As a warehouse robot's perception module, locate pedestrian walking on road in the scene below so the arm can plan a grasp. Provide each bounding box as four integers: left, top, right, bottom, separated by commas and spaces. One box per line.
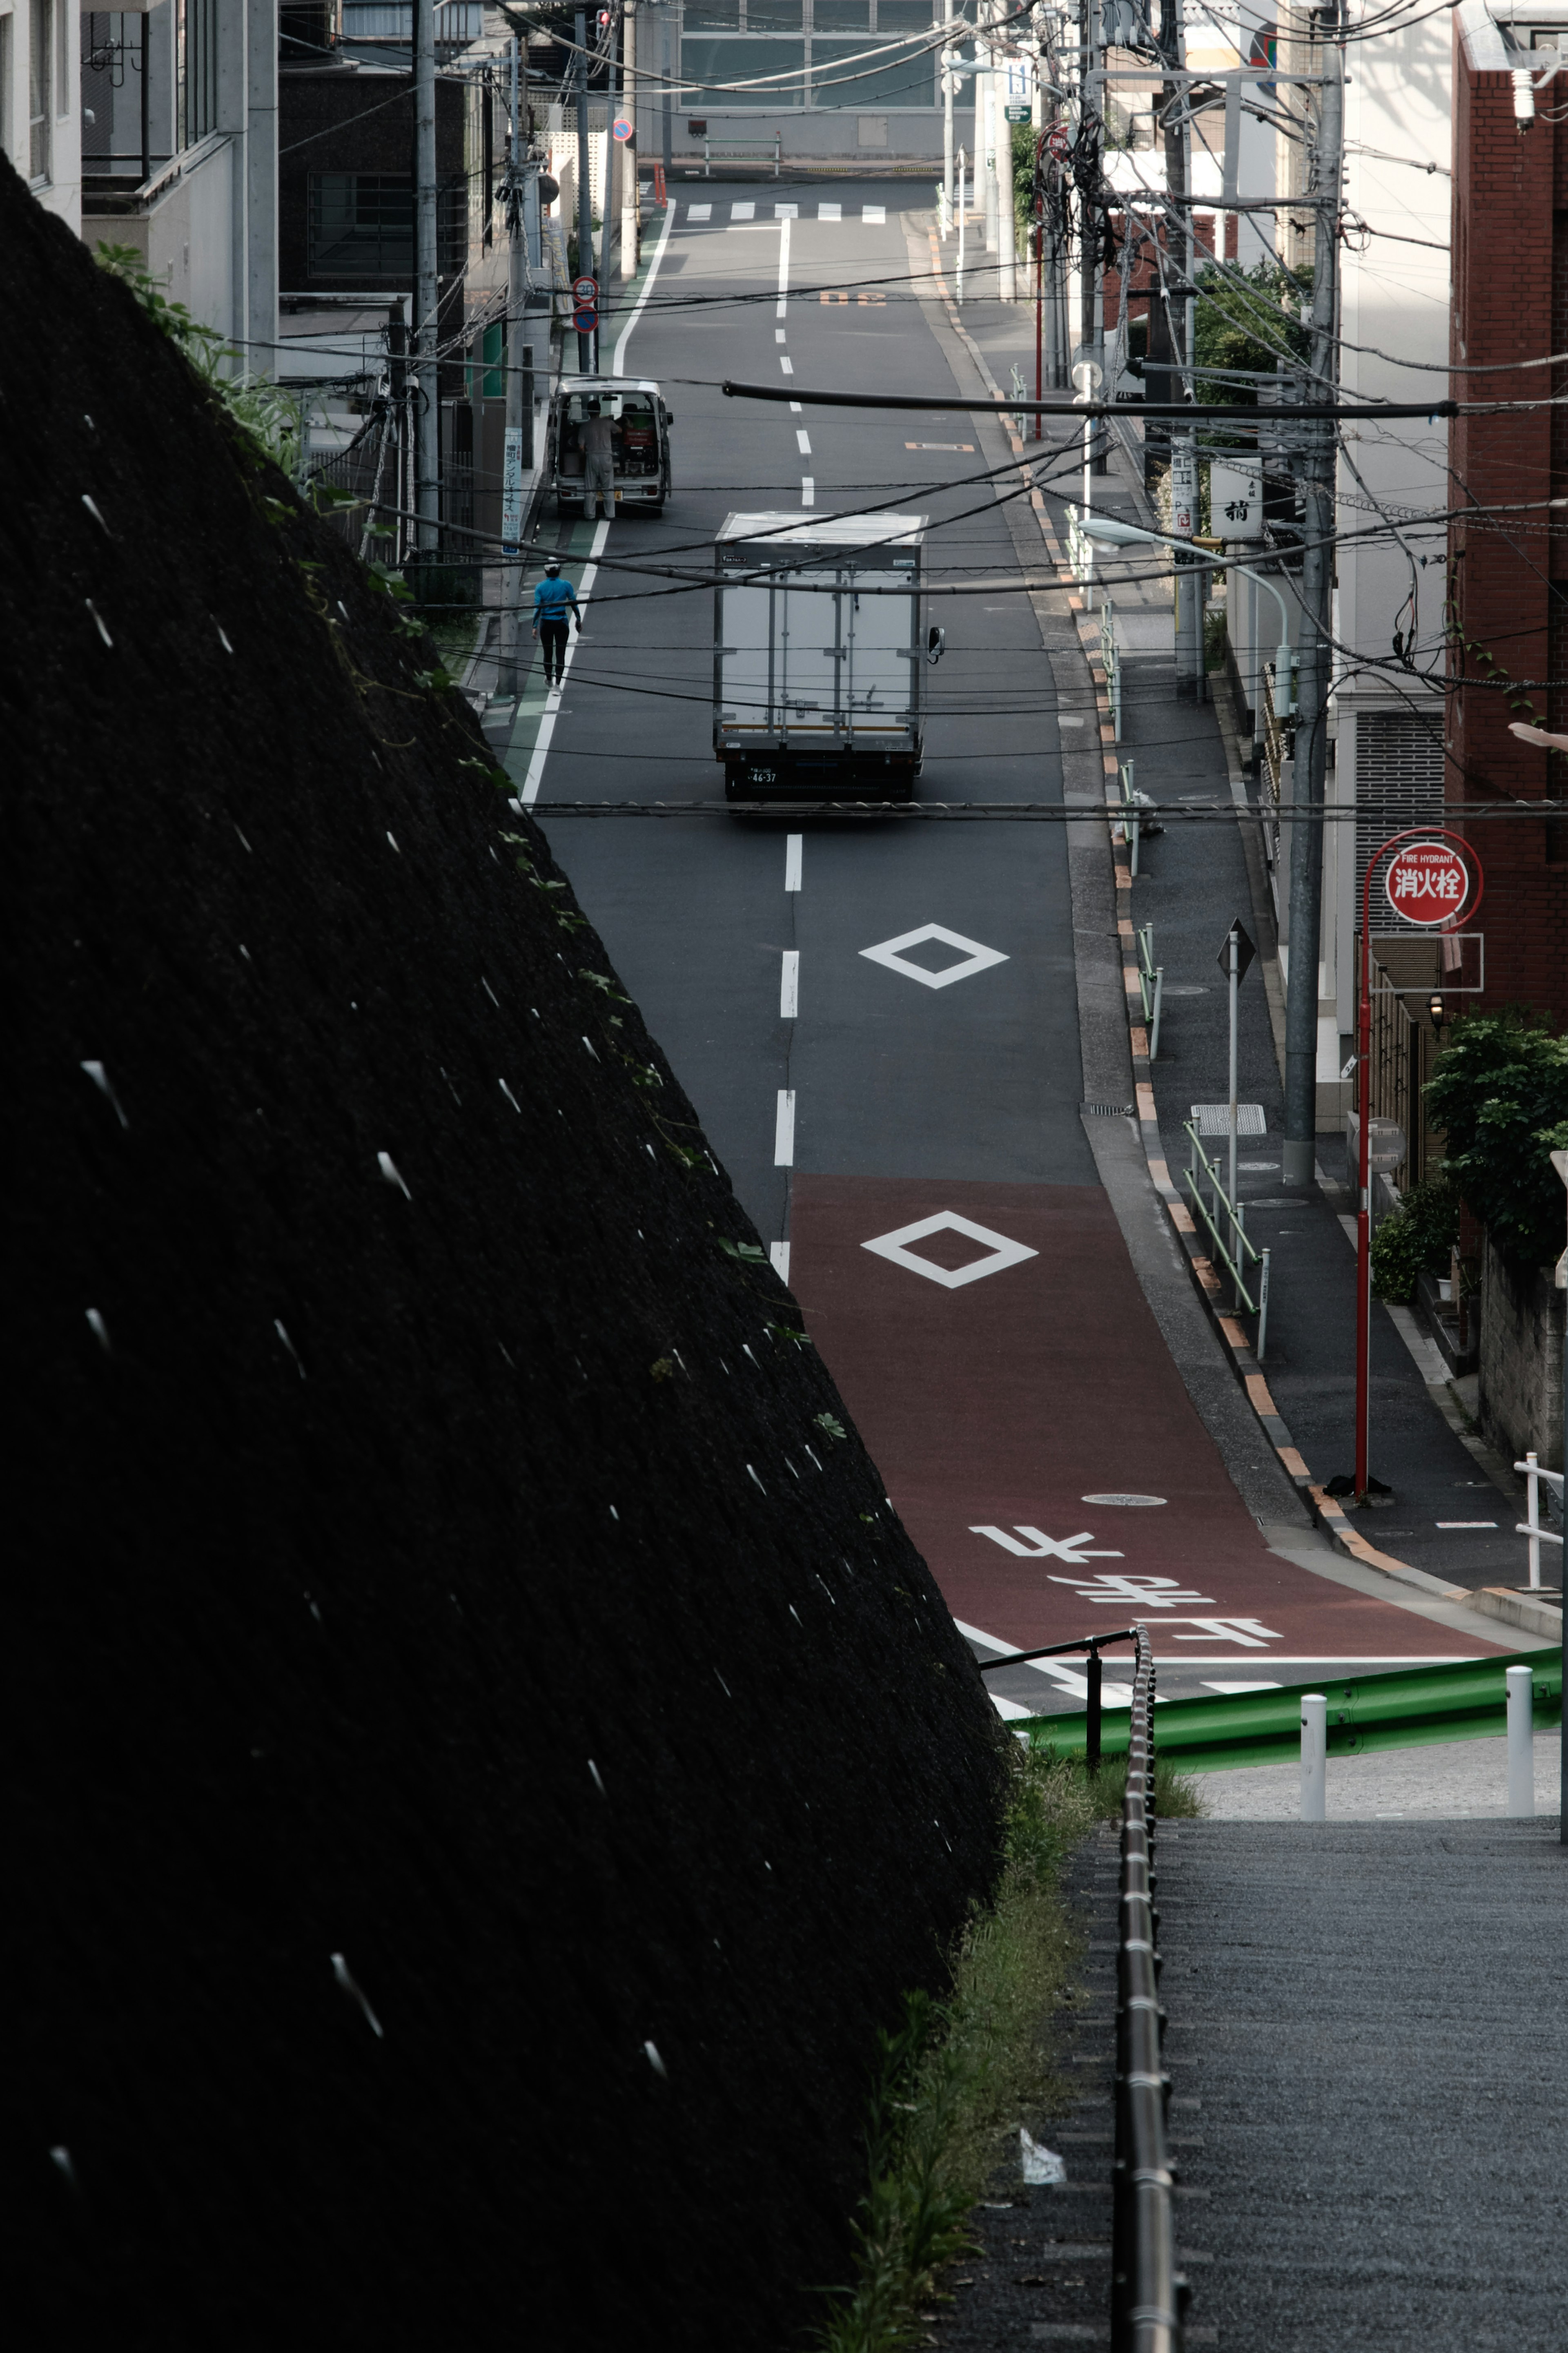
532, 556, 580, 688
581, 397, 617, 521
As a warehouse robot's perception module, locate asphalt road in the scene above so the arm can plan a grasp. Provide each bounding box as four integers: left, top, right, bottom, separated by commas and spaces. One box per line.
489, 181, 1506, 1710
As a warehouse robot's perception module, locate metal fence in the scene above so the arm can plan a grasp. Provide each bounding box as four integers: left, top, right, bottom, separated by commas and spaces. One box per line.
1112, 1626, 1183, 2353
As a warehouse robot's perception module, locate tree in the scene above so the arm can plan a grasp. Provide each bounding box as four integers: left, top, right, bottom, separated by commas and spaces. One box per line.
1191, 259, 1311, 408
1423, 1012, 1568, 1267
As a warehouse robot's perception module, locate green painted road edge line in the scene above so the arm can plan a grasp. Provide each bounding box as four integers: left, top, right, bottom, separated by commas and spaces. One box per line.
1018, 1647, 1564, 1775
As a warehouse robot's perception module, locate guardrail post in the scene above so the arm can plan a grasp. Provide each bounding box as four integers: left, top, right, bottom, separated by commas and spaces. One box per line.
1523, 1450, 1541, 1589
1086, 1645, 1102, 1773
1300, 1692, 1326, 1820
1507, 1664, 1535, 1817
1257, 1247, 1271, 1362
1151, 966, 1163, 1062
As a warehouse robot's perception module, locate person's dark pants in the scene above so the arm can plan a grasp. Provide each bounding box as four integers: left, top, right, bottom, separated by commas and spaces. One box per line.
539, 619, 569, 685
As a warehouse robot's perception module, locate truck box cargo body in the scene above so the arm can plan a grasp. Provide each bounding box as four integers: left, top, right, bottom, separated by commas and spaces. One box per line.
713, 511, 929, 800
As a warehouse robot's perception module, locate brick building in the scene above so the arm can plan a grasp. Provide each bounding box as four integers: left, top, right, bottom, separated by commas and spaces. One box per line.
1450, 2, 1568, 1025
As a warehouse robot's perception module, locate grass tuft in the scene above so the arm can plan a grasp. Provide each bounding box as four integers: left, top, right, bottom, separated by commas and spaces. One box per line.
813, 1750, 1100, 2353
1060, 1754, 1207, 1821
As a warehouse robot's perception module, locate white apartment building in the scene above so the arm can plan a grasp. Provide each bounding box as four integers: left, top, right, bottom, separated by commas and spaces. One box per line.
2, 0, 83, 228
76, 2, 278, 365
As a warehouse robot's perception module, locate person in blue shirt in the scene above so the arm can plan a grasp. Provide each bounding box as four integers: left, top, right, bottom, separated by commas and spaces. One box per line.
531, 556, 580, 687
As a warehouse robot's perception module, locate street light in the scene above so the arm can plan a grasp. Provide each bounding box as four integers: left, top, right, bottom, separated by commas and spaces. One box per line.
1077, 513, 1293, 699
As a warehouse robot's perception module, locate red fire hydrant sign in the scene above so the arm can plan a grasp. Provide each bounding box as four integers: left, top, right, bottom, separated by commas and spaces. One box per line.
1382, 838, 1473, 927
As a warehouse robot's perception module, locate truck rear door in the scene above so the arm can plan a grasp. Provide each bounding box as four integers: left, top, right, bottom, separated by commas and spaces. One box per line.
844, 572, 916, 733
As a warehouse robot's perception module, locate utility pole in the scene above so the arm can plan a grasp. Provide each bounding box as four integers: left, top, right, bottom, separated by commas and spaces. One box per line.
576, 7, 595, 375
1283, 7, 1343, 1188
942, 0, 956, 222
413, 0, 439, 556
499, 35, 527, 703
661, 0, 673, 181
620, 1, 639, 280
978, 33, 993, 257
1158, 0, 1197, 691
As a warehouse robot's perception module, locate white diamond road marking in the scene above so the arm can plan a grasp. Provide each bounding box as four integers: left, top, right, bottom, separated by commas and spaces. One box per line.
859, 923, 1009, 990
862, 1211, 1038, 1290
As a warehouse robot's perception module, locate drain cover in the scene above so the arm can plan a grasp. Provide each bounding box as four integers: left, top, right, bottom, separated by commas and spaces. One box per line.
1081, 1102, 1135, 1117
1190, 1102, 1267, 1137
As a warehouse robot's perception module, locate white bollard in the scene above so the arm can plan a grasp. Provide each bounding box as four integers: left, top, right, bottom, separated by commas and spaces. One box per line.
1301, 1693, 1327, 1821
1506, 1664, 1535, 1818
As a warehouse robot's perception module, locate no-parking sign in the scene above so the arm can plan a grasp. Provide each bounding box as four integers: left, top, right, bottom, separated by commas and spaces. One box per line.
1382, 839, 1477, 928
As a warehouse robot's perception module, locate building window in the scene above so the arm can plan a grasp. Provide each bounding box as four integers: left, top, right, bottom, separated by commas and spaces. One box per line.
307, 172, 467, 279
30, 0, 52, 179
679, 0, 938, 112
178, 0, 218, 150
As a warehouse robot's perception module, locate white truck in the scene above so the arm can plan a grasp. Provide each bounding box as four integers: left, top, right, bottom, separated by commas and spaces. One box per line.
712, 511, 942, 801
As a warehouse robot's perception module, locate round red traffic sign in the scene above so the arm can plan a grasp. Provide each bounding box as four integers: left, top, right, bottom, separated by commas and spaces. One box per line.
572, 275, 598, 305
1047, 125, 1071, 159
1382, 838, 1475, 928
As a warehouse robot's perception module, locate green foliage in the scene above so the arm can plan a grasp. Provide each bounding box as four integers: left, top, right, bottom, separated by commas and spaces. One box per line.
1369, 1173, 1461, 1305
1424, 1012, 1568, 1266
95, 242, 303, 474
815, 1749, 1096, 2353
717, 1238, 767, 1265
1010, 123, 1038, 249
1192, 259, 1310, 407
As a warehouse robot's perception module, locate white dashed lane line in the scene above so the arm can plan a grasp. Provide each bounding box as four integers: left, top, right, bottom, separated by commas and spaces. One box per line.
785, 834, 803, 891
780, 950, 800, 1018
796, 430, 812, 454
774, 1091, 796, 1166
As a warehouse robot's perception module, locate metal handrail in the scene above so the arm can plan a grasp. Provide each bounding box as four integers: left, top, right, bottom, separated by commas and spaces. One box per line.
976, 1627, 1139, 1771
1136, 921, 1164, 1059
1103, 596, 1124, 740
1515, 1452, 1565, 1590
1183, 1118, 1263, 1324
1111, 1625, 1182, 2353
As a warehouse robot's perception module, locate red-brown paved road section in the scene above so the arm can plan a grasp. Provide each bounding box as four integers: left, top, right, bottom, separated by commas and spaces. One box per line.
791, 1176, 1499, 1664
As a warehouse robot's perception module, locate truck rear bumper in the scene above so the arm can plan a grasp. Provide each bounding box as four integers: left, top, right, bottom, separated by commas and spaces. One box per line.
721, 747, 920, 803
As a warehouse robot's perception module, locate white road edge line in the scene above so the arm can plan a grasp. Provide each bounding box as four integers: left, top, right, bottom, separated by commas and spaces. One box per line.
520, 200, 676, 808
519, 516, 609, 805
780, 948, 800, 1018
612, 191, 677, 376
774, 1089, 796, 1165
784, 833, 803, 891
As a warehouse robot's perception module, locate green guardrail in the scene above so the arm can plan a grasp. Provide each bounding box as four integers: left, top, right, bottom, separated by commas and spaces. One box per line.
1021, 1648, 1563, 1774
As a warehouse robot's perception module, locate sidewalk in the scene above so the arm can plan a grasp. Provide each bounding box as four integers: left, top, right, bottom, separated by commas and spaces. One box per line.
941, 275, 1539, 1605
1158, 1819, 1568, 2350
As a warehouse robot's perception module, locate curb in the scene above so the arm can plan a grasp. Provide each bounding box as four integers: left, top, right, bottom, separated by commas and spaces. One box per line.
1466, 1586, 1565, 1641
915, 230, 1446, 1594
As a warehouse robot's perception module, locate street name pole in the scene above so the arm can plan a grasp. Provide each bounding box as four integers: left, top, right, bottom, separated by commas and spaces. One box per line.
576, 7, 595, 377
413, 0, 439, 558
620, 1, 639, 281
499, 36, 526, 703
1282, 8, 1343, 1188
